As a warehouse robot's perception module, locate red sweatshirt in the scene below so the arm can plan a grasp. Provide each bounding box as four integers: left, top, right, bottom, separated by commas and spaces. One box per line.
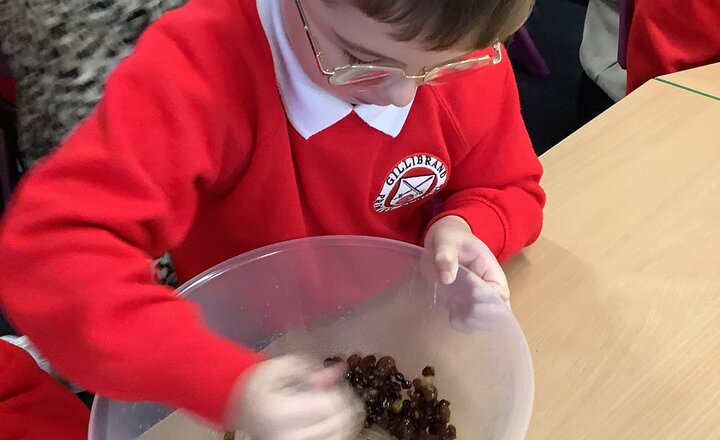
626, 0, 720, 93
0, 0, 544, 425
0, 341, 89, 440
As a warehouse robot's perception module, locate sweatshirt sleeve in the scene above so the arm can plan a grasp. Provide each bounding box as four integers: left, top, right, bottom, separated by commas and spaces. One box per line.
0, 16, 261, 425
428, 56, 545, 263
0, 340, 90, 439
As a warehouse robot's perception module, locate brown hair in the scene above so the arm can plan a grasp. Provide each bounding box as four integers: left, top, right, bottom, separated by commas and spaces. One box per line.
327, 0, 534, 51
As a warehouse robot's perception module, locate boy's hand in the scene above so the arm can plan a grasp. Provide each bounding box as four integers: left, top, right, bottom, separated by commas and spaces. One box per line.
227, 354, 364, 440
425, 215, 511, 331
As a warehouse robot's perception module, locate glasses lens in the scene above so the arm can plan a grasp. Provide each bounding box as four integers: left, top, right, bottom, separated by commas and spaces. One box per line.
425, 58, 493, 83
330, 67, 397, 87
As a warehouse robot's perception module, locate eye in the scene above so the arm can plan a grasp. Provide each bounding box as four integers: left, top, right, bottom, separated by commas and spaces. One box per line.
343, 50, 380, 65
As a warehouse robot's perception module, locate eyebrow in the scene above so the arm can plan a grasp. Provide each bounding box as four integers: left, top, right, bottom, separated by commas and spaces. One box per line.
334, 32, 405, 66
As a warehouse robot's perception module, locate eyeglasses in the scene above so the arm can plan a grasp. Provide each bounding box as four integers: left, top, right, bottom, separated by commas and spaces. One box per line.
294, 0, 502, 88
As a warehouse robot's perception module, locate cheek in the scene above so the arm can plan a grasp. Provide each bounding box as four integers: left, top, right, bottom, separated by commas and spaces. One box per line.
318, 45, 348, 68
311, 81, 362, 104
308, 26, 348, 69
320, 81, 362, 102
354, 81, 420, 107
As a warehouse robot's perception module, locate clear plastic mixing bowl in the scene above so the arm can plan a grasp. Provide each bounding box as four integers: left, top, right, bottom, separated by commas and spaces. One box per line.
89, 236, 533, 440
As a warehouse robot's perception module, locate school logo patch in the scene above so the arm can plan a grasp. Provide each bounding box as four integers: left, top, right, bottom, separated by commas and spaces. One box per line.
373, 154, 448, 212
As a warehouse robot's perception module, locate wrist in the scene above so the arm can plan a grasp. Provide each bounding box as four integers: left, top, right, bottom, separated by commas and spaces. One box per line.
224, 361, 263, 430
434, 215, 471, 232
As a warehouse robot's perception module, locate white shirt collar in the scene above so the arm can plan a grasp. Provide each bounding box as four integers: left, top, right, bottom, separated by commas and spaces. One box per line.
257, 0, 413, 140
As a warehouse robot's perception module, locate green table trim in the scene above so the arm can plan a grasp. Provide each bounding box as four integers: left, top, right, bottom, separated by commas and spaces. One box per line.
653, 77, 720, 102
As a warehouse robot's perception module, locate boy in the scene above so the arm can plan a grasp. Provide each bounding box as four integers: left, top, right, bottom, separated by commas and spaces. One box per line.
0, 0, 544, 437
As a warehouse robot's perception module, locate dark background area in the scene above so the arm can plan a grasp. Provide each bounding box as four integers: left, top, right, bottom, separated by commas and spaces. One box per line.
510, 0, 614, 155
0, 311, 11, 336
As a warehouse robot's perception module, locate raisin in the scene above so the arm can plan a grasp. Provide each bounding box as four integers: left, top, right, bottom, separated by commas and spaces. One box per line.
347, 354, 362, 370
359, 355, 377, 370
336, 354, 454, 438
377, 356, 396, 374
445, 424, 457, 439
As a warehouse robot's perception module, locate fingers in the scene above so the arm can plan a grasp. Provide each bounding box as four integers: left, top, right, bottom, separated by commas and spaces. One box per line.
308, 362, 347, 389
447, 273, 511, 332
278, 385, 358, 427
425, 216, 463, 285
449, 300, 511, 332
449, 315, 475, 334
434, 242, 461, 285
272, 382, 363, 438
425, 217, 513, 332
459, 242, 509, 298
450, 302, 510, 332
430, 228, 509, 296
288, 391, 363, 440
466, 270, 509, 303
236, 354, 364, 439
288, 416, 357, 440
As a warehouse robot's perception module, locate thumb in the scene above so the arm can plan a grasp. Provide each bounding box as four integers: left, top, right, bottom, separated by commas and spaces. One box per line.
307, 362, 346, 389
433, 241, 461, 285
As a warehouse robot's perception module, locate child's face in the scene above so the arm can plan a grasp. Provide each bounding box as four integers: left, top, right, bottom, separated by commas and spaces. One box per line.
283, 0, 471, 107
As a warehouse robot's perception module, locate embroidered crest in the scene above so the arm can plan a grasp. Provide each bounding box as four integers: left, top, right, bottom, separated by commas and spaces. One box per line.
373, 154, 448, 212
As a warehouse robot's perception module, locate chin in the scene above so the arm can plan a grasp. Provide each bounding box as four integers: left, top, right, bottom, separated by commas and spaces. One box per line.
333, 90, 389, 107
347, 95, 370, 105
354, 97, 391, 106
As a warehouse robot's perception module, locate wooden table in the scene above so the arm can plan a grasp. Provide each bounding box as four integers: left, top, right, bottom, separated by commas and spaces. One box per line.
656, 62, 720, 101
507, 65, 720, 440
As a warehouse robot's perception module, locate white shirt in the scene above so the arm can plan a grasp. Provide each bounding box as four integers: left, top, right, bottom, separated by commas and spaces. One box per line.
256, 0, 414, 139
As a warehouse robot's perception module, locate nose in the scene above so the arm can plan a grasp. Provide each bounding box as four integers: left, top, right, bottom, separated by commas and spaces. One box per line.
386, 78, 418, 107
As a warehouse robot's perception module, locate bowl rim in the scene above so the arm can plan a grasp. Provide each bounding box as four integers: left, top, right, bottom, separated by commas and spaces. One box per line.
176, 236, 428, 298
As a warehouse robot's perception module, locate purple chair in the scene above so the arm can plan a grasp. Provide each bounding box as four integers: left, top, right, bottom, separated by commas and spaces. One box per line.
0, 53, 19, 209
618, 0, 635, 69
0, 126, 18, 209
510, 26, 551, 77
